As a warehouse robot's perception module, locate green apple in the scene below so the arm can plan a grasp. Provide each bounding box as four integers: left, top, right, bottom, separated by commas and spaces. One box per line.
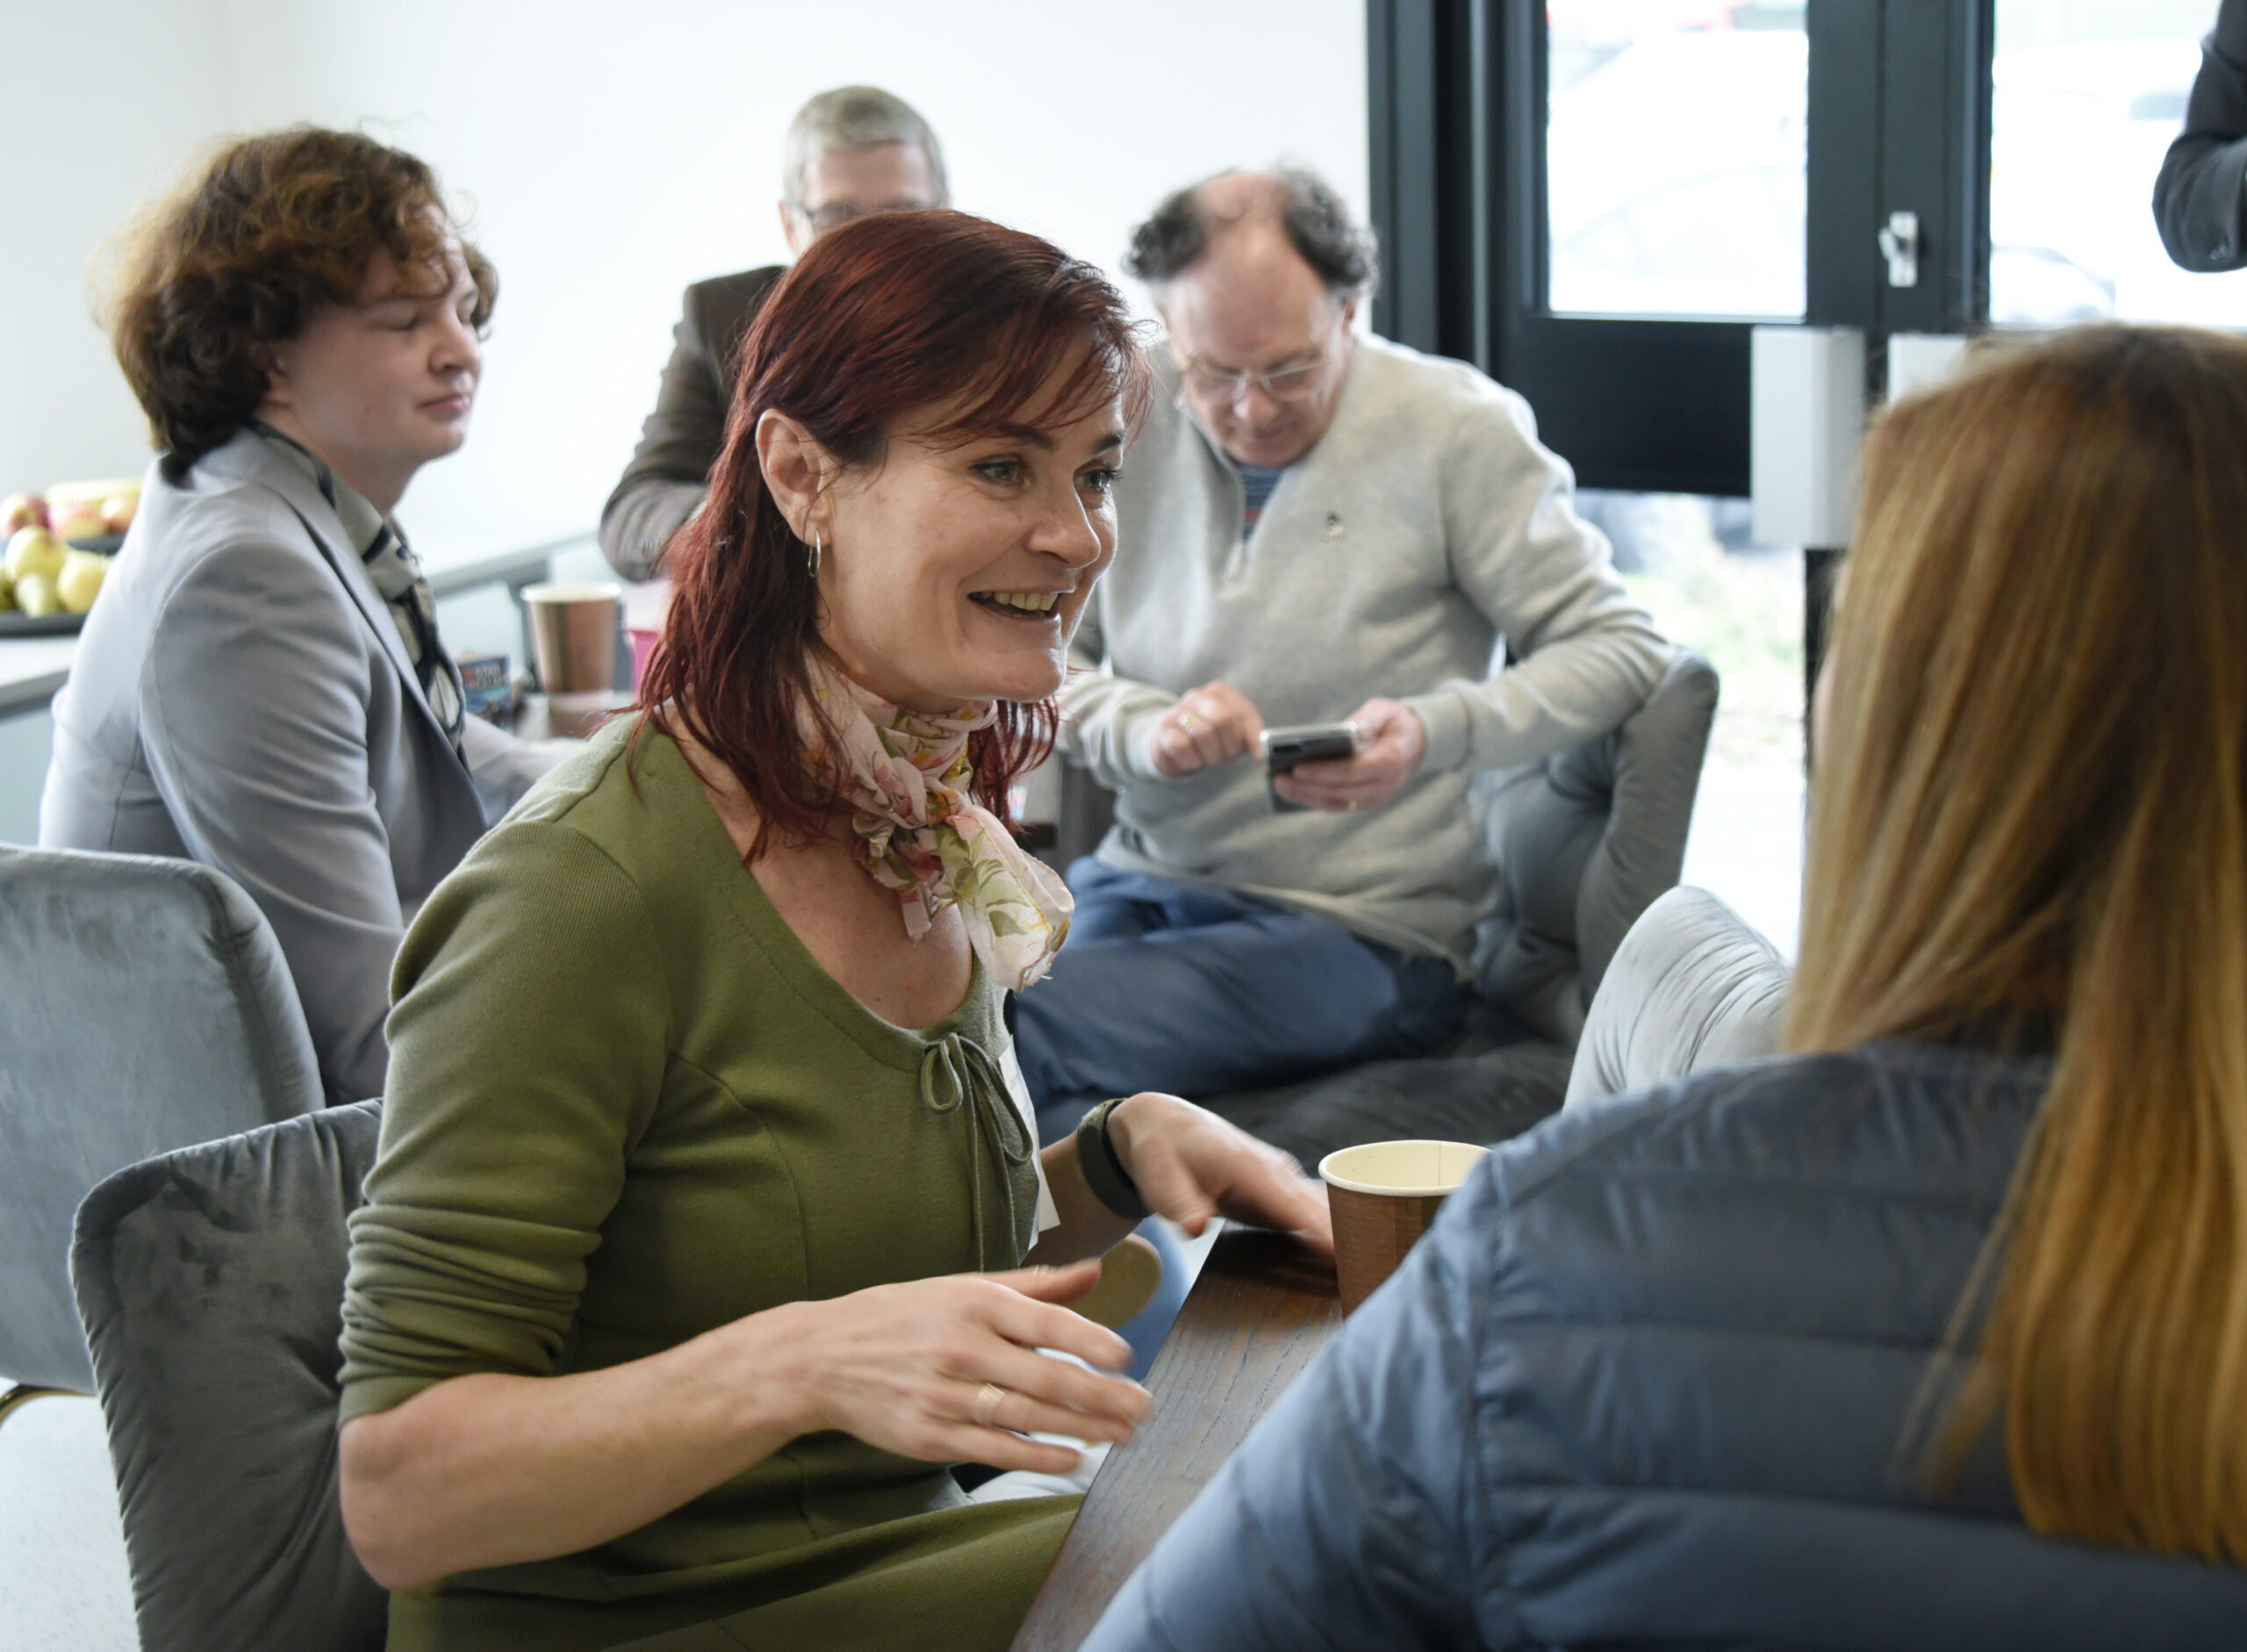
58, 549, 108, 613
6, 526, 64, 582
14, 570, 61, 617
0, 566, 15, 611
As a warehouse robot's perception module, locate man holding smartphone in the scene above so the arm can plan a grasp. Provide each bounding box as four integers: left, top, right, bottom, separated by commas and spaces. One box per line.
1013, 169, 1668, 1140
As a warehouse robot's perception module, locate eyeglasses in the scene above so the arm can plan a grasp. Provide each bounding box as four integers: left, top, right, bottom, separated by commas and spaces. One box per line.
800, 198, 937, 235
1178, 349, 1335, 406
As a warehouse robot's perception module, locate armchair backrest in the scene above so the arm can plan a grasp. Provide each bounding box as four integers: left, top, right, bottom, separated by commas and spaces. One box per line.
1565, 884, 1793, 1108
1472, 647, 1719, 1045
0, 844, 323, 1392
72, 1099, 388, 1652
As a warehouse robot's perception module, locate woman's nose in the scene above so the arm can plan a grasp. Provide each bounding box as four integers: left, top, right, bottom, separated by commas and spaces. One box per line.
1031, 493, 1106, 569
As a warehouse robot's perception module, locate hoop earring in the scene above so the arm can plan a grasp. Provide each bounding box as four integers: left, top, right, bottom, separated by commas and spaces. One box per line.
808, 529, 822, 579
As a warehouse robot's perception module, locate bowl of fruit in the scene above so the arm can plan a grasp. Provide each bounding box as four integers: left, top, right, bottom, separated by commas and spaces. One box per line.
1, 479, 138, 635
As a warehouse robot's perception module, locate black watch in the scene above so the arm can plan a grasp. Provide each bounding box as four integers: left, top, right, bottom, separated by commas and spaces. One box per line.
1074, 1097, 1151, 1221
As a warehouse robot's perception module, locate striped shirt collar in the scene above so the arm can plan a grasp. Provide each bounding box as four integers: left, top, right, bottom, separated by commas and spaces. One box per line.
249, 422, 391, 558
248, 422, 467, 756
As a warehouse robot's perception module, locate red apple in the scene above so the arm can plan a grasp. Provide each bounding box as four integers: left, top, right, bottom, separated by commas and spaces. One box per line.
1, 493, 46, 535
52, 503, 107, 543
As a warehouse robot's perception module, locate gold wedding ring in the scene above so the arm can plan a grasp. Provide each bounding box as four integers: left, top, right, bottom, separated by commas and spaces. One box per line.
972, 1383, 1009, 1427
1178, 711, 1202, 734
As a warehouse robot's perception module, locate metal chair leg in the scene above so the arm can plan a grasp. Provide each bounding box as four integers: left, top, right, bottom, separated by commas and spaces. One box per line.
0, 1383, 76, 1430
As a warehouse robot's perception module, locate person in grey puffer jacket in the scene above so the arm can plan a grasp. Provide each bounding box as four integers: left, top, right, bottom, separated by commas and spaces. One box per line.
1085, 1049, 2247, 1650
1083, 326, 2247, 1648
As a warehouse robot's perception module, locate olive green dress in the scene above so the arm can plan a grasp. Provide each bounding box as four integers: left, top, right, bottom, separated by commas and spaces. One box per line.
338, 716, 1077, 1651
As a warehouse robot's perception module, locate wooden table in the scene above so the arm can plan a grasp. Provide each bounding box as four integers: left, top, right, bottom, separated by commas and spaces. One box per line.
1011, 1227, 1342, 1651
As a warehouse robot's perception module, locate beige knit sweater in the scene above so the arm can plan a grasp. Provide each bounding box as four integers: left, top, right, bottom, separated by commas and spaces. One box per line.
1060, 335, 1669, 972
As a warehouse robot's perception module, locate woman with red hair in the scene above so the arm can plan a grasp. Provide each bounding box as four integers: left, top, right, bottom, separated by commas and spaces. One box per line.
332, 211, 1331, 1651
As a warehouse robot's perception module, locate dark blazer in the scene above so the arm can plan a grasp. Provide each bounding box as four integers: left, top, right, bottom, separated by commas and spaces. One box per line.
40, 432, 563, 1107
2155, 1, 2247, 271
598, 265, 787, 581
1085, 1041, 2247, 1652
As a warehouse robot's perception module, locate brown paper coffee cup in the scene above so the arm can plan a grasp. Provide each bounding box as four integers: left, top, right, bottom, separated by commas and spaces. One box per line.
523, 582, 622, 694
1318, 1139, 1490, 1314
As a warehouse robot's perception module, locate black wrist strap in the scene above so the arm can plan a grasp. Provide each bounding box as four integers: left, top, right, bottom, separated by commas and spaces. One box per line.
1074, 1098, 1151, 1221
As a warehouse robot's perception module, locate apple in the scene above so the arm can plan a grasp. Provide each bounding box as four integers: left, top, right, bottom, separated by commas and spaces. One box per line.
1, 492, 45, 535
0, 567, 14, 611
6, 526, 65, 582
13, 570, 61, 617
58, 549, 107, 613
100, 492, 136, 535
52, 502, 108, 543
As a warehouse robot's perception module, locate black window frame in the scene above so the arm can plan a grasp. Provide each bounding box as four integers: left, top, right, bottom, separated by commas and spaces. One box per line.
1368, 0, 1998, 500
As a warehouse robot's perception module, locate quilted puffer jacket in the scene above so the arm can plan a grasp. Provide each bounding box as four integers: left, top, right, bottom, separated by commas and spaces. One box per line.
1083, 1042, 2247, 1650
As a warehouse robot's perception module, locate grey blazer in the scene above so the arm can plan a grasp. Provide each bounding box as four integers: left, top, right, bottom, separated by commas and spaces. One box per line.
598, 264, 786, 581
39, 430, 561, 1106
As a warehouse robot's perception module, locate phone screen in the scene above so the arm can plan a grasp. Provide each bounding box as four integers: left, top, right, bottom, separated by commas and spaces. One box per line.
1261, 722, 1359, 810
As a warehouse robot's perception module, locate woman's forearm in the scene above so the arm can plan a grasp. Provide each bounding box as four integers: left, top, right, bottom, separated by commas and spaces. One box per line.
1033, 1093, 1334, 1262
339, 1301, 820, 1591
1027, 1135, 1141, 1265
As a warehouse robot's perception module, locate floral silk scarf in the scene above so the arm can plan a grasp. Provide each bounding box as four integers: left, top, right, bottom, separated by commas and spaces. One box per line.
800, 657, 1073, 991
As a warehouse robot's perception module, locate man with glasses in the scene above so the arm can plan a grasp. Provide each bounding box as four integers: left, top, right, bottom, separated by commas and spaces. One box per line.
599, 86, 945, 580
1014, 169, 1669, 1143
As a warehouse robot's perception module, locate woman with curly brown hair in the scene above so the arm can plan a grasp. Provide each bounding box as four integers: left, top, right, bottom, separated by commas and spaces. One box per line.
40, 126, 567, 1106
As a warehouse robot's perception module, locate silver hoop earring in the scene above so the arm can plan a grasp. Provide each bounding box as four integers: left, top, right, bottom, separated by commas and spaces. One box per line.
808, 530, 822, 579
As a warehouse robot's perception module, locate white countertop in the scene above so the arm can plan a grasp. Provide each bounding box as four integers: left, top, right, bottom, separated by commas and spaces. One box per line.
0, 533, 594, 722
0, 636, 80, 717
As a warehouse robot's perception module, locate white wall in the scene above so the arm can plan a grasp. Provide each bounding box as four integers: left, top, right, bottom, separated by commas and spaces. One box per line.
2, 0, 1369, 565
0, 0, 232, 494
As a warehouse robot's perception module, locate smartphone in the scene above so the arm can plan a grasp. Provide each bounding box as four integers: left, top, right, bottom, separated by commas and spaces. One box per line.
1261, 722, 1359, 811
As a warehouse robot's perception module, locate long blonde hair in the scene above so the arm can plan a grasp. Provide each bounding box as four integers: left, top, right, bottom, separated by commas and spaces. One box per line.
1786, 325, 2247, 1560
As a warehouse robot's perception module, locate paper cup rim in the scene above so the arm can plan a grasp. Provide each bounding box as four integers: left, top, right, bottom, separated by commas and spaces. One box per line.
520, 581, 622, 604
1317, 1138, 1490, 1197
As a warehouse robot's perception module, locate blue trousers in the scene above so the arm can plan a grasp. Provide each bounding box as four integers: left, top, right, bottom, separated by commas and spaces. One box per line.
1016, 858, 1471, 1141
1014, 860, 1470, 1377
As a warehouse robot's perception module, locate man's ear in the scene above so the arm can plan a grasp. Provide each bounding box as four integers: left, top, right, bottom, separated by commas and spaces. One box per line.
756, 409, 834, 542
779, 198, 811, 261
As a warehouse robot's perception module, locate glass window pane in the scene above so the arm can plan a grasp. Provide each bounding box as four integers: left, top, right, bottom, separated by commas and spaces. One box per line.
1992, 1, 2247, 326
1548, 3, 1808, 320
1579, 490, 1804, 954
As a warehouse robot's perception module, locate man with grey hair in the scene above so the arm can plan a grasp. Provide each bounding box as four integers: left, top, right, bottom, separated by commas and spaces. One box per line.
1013, 168, 1670, 1142
599, 86, 947, 579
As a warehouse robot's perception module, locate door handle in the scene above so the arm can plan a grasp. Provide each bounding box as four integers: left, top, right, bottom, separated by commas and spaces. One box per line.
1878, 211, 1920, 289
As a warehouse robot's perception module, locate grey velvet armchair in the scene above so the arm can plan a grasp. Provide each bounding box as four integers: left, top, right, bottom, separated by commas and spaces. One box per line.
73, 1100, 389, 1652
1203, 645, 1719, 1163
1565, 883, 1793, 1110
0, 844, 324, 1420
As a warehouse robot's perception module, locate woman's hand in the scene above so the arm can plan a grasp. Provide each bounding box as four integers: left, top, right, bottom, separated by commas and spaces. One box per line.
1150, 681, 1267, 777
1106, 1093, 1335, 1257
787, 1260, 1153, 1475
1274, 697, 1427, 814
341, 1261, 1145, 1591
